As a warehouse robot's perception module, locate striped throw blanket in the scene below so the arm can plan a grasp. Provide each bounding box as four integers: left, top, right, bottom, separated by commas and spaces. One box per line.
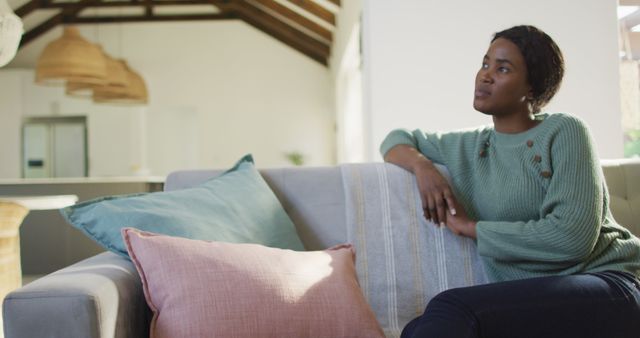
341, 163, 488, 338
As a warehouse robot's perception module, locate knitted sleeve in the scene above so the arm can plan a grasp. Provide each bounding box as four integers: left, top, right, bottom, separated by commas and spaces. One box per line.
379, 128, 483, 166
379, 129, 446, 164
476, 116, 602, 264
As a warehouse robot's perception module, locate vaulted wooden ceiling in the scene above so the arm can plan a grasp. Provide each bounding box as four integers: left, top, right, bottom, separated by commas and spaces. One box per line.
13, 0, 339, 65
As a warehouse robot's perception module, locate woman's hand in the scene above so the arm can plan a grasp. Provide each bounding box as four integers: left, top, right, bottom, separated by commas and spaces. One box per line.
413, 161, 458, 226
384, 145, 458, 226
444, 201, 477, 239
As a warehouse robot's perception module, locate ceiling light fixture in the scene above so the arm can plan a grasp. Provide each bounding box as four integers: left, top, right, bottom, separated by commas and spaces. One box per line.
93, 60, 148, 105
35, 26, 107, 86
66, 48, 129, 98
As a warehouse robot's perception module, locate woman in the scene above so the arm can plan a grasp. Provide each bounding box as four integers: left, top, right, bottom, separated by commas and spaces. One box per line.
381, 25, 640, 338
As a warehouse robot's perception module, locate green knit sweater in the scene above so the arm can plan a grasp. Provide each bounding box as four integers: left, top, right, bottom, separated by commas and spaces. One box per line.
380, 113, 640, 282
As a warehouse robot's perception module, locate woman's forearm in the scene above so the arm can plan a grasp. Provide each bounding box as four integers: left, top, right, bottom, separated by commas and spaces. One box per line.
384, 144, 434, 174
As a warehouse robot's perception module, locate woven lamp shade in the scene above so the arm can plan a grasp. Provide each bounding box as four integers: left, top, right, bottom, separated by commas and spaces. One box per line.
66, 51, 128, 98
93, 60, 148, 105
35, 26, 107, 86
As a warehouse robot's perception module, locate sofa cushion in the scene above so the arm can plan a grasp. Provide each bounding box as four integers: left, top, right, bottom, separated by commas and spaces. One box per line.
164, 166, 348, 251
122, 228, 385, 338
60, 155, 304, 257
601, 159, 640, 237
342, 163, 488, 337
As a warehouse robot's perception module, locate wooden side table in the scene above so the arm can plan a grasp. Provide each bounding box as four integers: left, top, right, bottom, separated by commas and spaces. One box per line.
0, 196, 77, 338
0, 196, 78, 299
0, 202, 27, 301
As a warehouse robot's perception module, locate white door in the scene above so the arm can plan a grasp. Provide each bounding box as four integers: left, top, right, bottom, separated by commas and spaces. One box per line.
23, 118, 87, 178
53, 123, 86, 177
23, 124, 50, 178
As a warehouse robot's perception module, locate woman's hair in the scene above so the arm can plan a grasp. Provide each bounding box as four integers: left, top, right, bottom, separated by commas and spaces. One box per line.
492, 25, 564, 113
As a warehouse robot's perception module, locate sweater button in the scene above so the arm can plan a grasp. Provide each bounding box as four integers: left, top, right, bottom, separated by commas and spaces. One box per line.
540, 171, 552, 178
526, 140, 534, 147
533, 155, 542, 163
479, 149, 487, 157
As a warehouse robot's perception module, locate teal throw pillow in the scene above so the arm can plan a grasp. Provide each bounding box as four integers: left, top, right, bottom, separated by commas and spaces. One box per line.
60, 154, 304, 257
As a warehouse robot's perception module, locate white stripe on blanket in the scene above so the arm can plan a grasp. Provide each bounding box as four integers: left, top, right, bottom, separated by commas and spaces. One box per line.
342, 163, 488, 338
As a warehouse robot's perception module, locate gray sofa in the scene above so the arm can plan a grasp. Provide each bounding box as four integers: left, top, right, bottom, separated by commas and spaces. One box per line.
3, 160, 640, 338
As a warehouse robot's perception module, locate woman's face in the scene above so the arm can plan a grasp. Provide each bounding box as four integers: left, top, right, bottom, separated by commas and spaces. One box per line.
473, 38, 532, 116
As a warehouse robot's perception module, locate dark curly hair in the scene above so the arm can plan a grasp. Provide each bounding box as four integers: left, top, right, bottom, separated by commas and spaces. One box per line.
493, 25, 564, 114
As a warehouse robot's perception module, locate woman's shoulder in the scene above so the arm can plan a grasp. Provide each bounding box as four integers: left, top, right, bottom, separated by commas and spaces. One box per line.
541, 113, 595, 151
543, 112, 589, 129
536, 113, 592, 140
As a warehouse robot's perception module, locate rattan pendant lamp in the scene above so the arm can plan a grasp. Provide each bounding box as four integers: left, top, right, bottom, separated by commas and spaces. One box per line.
66, 48, 129, 98
89, 15, 149, 106
35, 26, 107, 86
93, 60, 148, 105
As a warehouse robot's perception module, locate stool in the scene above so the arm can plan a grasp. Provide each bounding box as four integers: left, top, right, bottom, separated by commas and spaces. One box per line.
0, 202, 26, 301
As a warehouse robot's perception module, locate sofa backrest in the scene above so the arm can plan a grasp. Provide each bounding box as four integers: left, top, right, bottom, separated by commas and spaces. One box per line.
602, 159, 640, 236
165, 159, 640, 249
164, 167, 347, 250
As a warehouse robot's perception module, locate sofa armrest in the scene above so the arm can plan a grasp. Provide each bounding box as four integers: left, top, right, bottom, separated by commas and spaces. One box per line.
3, 252, 150, 338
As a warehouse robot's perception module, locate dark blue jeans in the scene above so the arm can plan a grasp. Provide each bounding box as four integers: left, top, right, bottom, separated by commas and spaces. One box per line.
401, 270, 640, 338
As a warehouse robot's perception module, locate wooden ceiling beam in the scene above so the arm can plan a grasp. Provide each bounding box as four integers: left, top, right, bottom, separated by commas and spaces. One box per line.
20, 16, 62, 48
230, 1, 328, 65
15, 0, 42, 18
39, 0, 216, 9
144, 0, 153, 17
250, 0, 331, 42
19, 0, 93, 48
64, 13, 236, 24
16, 0, 331, 65
285, 0, 334, 26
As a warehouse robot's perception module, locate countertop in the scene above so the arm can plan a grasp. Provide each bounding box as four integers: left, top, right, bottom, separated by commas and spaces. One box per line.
0, 176, 166, 185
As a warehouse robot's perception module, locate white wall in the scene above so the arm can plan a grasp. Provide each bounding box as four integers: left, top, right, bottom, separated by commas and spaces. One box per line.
330, 0, 364, 163
0, 71, 23, 178
363, 0, 623, 160
330, 0, 362, 77
122, 22, 334, 170
2, 20, 335, 177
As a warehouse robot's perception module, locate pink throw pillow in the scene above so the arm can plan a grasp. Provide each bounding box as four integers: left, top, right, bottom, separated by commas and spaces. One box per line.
122, 228, 384, 338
